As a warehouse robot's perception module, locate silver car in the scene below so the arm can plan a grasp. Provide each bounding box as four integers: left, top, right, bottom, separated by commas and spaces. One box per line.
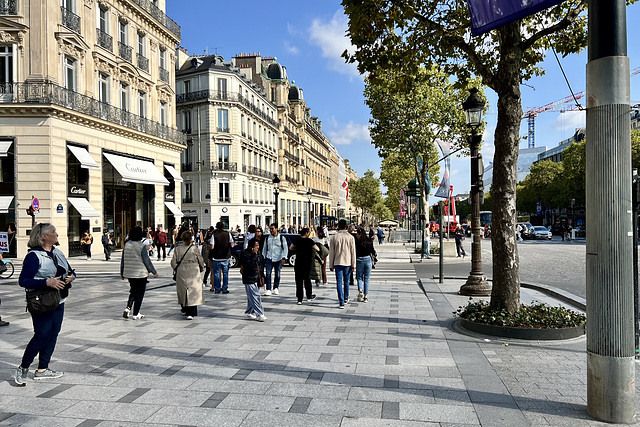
532, 226, 553, 240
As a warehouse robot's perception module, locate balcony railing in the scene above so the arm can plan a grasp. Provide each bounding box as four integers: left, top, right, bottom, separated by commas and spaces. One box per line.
219, 197, 231, 203
127, 0, 181, 38
211, 162, 237, 172
137, 54, 149, 72
0, 0, 17, 15
308, 145, 327, 161
96, 28, 113, 51
285, 174, 298, 184
283, 152, 300, 164
176, 90, 278, 128
119, 42, 132, 62
241, 165, 272, 179
0, 82, 186, 145
61, 6, 81, 34
159, 67, 170, 83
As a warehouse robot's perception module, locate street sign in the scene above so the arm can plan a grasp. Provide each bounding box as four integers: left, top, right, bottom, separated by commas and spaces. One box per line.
32, 198, 39, 211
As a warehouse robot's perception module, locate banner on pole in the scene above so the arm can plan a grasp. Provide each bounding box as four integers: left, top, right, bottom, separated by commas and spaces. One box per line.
0, 232, 8, 252
467, 0, 565, 36
434, 138, 451, 199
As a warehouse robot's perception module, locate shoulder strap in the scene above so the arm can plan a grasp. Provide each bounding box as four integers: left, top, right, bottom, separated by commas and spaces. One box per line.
175, 244, 193, 270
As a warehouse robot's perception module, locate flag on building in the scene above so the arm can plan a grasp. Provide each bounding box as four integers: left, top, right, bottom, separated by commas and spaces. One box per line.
342, 177, 349, 200
434, 138, 451, 198
467, 0, 565, 36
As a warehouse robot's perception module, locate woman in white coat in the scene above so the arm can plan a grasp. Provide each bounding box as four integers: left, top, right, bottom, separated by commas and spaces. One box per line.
171, 230, 205, 320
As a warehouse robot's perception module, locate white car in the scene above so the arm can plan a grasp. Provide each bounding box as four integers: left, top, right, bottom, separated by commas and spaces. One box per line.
532, 226, 553, 240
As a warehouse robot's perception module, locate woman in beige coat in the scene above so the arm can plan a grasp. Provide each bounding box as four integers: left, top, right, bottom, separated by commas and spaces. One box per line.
171, 230, 205, 320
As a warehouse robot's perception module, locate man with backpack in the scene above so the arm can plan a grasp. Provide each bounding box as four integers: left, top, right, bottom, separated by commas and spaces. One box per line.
262, 223, 288, 296
101, 229, 113, 261
209, 222, 234, 294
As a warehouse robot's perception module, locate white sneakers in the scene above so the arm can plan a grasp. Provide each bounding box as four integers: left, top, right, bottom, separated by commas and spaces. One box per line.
186, 316, 194, 320
132, 313, 145, 320
273, 288, 279, 295
264, 290, 272, 296
245, 313, 257, 320
256, 314, 267, 322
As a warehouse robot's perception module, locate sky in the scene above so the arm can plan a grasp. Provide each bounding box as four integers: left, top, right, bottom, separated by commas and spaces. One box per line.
167, 1, 640, 200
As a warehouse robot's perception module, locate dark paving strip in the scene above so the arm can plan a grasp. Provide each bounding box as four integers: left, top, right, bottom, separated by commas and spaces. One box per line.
132, 346, 151, 354
335, 326, 347, 333
135, 322, 152, 327
76, 420, 103, 427
189, 348, 209, 358
386, 355, 399, 366
294, 316, 305, 321
283, 325, 296, 331
117, 387, 151, 403
288, 396, 312, 414
230, 369, 251, 381
340, 317, 351, 322
384, 375, 400, 389
214, 335, 232, 342
90, 362, 119, 374
37, 383, 74, 398
108, 331, 127, 338
160, 333, 179, 340
390, 310, 399, 315
184, 322, 199, 328
200, 392, 229, 408
89, 320, 104, 326
234, 324, 248, 330
382, 401, 400, 420
0, 413, 15, 422
388, 318, 399, 323
346, 310, 356, 314
70, 343, 97, 353
306, 371, 324, 384
270, 336, 284, 344
253, 351, 270, 361
318, 353, 333, 363
390, 304, 399, 308
327, 338, 340, 347
160, 365, 185, 376
387, 340, 399, 348
388, 328, 399, 334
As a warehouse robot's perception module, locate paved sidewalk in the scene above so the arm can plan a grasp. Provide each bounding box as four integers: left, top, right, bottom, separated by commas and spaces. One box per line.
0, 243, 637, 425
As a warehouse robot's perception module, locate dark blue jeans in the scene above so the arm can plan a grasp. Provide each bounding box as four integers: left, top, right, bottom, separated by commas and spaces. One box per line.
334, 265, 351, 306
21, 303, 65, 370
264, 258, 282, 290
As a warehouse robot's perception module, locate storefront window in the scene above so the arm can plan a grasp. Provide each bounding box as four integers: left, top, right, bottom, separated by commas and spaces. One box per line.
0, 139, 16, 257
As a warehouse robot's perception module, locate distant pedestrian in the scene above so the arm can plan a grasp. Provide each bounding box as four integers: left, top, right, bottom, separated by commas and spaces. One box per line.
328, 219, 356, 308
455, 224, 466, 258
262, 223, 288, 296
121, 226, 158, 320
15, 223, 75, 385
101, 229, 113, 261
376, 227, 384, 245
244, 224, 256, 250
355, 227, 376, 303
289, 228, 318, 305
154, 226, 167, 261
201, 227, 214, 285
210, 222, 234, 293
240, 238, 267, 322
81, 230, 93, 260
167, 225, 178, 255
312, 226, 329, 286
171, 230, 205, 320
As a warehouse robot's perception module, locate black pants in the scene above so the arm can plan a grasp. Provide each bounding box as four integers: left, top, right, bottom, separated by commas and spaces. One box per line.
156, 243, 166, 260
181, 305, 198, 316
85, 244, 92, 259
126, 278, 147, 315
295, 269, 312, 302
203, 262, 211, 284
455, 239, 466, 257
103, 244, 112, 260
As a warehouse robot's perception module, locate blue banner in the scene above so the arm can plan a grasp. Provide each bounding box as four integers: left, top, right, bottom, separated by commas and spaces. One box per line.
467, 0, 565, 36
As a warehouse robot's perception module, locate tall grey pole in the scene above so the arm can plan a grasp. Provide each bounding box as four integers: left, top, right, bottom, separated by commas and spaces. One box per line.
586, 0, 635, 422
439, 201, 444, 283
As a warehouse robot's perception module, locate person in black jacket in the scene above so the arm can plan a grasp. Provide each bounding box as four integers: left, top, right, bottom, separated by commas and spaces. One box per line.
239, 238, 267, 322
455, 224, 466, 258
355, 227, 376, 303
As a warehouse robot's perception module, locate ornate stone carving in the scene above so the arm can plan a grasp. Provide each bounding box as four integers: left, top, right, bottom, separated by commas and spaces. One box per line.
95, 60, 114, 75
136, 27, 146, 37
84, 0, 93, 8
118, 14, 129, 24
119, 71, 135, 86
149, 39, 158, 53
59, 41, 83, 60
157, 89, 170, 104
0, 31, 17, 43
97, 0, 110, 10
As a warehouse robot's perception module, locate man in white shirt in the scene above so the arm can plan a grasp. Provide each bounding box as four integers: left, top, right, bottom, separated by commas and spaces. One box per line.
262, 223, 288, 296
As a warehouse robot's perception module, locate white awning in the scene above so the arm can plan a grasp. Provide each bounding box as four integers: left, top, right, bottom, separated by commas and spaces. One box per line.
0, 196, 14, 214
164, 201, 184, 218
68, 145, 99, 169
103, 153, 169, 186
164, 164, 183, 182
0, 140, 13, 157
68, 197, 100, 220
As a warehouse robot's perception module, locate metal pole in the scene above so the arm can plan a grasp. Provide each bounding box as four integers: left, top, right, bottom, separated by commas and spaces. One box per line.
438, 201, 443, 283
274, 190, 279, 227
586, 0, 635, 422
633, 170, 639, 356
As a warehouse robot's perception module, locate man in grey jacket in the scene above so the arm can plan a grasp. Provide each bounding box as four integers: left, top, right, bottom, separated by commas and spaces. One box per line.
328, 219, 356, 309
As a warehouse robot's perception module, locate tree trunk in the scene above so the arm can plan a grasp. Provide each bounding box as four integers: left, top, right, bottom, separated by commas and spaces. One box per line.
489, 23, 523, 314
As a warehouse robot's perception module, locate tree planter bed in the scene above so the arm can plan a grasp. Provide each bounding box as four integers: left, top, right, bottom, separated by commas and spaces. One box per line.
458, 318, 585, 340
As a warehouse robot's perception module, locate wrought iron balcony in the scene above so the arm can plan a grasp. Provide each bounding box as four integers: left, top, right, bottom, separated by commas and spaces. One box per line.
96, 28, 113, 51
119, 42, 132, 62
283, 152, 300, 164
211, 162, 237, 172
0, 0, 17, 15
0, 82, 186, 145
181, 163, 193, 172
137, 54, 149, 72
127, 0, 181, 38
159, 67, 170, 83
285, 174, 298, 184
61, 6, 81, 34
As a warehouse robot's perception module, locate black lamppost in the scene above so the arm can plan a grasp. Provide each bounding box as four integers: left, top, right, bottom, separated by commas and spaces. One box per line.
307, 188, 312, 227
459, 88, 491, 296
349, 207, 352, 224
273, 174, 280, 227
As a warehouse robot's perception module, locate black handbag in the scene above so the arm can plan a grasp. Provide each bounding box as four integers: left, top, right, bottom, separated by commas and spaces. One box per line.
26, 287, 61, 315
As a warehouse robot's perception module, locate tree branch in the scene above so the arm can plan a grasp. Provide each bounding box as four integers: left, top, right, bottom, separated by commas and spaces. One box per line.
520, 1, 587, 51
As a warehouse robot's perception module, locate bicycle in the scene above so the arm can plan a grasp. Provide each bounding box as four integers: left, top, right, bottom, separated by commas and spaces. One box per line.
0, 258, 14, 279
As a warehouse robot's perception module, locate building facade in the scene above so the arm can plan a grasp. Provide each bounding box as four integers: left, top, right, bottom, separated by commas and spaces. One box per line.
0, 0, 184, 258
175, 52, 279, 231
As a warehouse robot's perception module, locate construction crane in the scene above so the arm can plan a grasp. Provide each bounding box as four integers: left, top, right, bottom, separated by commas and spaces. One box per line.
523, 66, 640, 148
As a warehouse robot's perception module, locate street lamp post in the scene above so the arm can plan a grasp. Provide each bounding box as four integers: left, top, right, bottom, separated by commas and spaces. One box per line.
349, 207, 352, 224
272, 175, 280, 227
307, 188, 312, 228
459, 88, 491, 296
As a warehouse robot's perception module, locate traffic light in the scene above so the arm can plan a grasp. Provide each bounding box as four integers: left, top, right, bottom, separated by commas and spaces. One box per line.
26, 206, 33, 216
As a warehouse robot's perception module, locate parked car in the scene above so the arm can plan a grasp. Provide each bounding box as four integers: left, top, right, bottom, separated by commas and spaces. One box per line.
532, 226, 553, 240
517, 222, 535, 239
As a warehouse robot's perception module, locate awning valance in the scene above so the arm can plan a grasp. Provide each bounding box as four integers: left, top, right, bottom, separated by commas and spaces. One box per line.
103, 153, 169, 186
68, 197, 100, 220
0, 196, 14, 214
0, 140, 13, 157
164, 201, 184, 218
68, 145, 99, 169
164, 164, 183, 182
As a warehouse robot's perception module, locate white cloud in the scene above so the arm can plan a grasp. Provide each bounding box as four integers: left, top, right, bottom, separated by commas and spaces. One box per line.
283, 41, 299, 55
327, 121, 370, 145
552, 110, 585, 132
308, 10, 361, 79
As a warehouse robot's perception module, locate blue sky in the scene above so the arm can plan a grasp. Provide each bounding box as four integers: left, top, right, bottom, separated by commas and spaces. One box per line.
167, 1, 640, 197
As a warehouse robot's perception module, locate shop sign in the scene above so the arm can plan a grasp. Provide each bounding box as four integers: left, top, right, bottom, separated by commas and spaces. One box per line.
0, 232, 8, 252
68, 184, 88, 198
57, 204, 63, 213
183, 209, 196, 213
164, 192, 175, 201
245, 210, 251, 213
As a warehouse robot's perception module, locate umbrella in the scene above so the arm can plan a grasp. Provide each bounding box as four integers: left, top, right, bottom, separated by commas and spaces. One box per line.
378, 219, 398, 227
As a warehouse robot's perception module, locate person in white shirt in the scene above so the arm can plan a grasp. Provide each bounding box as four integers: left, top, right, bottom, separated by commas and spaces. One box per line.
262, 223, 288, 296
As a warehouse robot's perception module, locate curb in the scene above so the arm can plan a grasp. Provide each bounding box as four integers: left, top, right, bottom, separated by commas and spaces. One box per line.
431, 275, 586, 311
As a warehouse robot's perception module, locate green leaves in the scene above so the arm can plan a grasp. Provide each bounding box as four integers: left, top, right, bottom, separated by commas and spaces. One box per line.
454, 300, 586, 328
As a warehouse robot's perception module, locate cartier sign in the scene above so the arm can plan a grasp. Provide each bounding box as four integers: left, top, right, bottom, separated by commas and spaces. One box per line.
68, 184, 88, 198
164, 192, 175, 201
